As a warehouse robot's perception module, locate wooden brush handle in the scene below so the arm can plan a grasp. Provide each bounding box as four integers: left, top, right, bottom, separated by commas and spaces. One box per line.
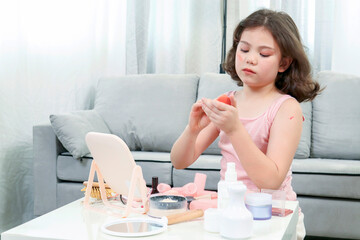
83, 181, 110, 189
166, 209, 204, 225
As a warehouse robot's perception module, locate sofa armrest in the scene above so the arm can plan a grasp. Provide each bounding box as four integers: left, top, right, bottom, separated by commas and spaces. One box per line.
33, 124, 65, 216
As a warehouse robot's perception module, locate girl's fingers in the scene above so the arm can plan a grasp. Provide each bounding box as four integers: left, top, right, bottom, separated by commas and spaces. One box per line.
201, 98, 227, 116
202, 104, 223, 124
192, 101, 204, 114
229, 93, 237, 108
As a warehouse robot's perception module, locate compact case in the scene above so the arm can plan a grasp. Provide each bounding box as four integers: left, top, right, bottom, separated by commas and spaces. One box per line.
148, 195, 187, 217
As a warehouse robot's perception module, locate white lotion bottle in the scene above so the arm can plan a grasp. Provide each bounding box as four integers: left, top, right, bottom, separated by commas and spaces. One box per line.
220, 184, 253, 239
217, 162, 241, 210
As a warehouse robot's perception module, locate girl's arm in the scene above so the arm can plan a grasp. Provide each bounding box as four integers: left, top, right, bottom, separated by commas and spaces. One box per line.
171, 101, 220, 169
202, 97, 302, 189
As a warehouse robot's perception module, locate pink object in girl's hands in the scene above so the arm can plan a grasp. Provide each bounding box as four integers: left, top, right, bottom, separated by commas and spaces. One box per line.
216, 94, 231, 105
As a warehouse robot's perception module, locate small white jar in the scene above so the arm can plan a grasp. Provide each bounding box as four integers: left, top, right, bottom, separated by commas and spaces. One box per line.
245, 193, 272, 220
203, 208, 221, 232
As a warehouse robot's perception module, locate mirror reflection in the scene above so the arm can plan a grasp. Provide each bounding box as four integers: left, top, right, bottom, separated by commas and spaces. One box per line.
105, 221, 163, 233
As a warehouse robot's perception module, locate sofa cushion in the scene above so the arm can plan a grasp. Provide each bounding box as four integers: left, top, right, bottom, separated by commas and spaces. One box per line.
57, 155, 96, 182
173, 168, 220, 191
187, 154, 222, 170
57, 151, 173, 185
172, 154, 222, 190
50, 110, 110, 159
311, 71, 360, 159
293, 173, 360, 200
295, 101, 312, 158
130, 151, 173, 185
94, 74, 199, 152
196, 73, 240, 154
292, 158, 360, 199
292, 158, 360, 175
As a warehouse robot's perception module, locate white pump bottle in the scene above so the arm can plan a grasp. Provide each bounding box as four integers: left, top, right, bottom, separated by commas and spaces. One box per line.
217, 162, 244, 210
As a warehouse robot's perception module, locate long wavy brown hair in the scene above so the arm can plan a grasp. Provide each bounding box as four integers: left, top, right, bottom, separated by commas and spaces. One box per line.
223, 9, 321, 102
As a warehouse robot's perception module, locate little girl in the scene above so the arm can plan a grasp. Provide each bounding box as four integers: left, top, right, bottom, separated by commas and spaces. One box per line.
170, 9, 321, 240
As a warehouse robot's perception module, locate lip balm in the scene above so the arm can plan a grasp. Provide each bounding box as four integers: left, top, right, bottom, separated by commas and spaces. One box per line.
245, 193, 272, 220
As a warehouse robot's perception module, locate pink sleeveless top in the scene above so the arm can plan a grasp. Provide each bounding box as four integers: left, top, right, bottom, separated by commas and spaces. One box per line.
218, 93, 297, 201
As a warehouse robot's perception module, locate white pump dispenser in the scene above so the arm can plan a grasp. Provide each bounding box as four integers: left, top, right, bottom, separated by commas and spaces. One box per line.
220, 184, 253, 238
217, 162, 243, 209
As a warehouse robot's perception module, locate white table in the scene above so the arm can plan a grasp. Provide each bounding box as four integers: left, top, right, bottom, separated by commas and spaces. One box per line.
2, 199, 299, 240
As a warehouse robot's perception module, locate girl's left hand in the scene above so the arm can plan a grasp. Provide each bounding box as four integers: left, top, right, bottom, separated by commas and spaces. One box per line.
201, 93, 240, 135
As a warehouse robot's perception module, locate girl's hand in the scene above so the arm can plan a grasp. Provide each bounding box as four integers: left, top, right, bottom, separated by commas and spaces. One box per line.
188, 100, 211, 134
201, 93, 240, 135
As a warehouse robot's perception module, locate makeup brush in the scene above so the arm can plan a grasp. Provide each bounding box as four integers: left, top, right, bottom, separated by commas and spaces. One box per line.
166, 209, 204, 225
81, 181, 116, 200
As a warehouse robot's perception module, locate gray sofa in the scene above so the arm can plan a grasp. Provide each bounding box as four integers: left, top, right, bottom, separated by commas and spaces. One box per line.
33, 71, 360, 239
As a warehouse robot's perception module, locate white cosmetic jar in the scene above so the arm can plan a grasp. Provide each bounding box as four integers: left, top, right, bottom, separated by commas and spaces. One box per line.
204, 208, 221, 232
245, 193, 272, 220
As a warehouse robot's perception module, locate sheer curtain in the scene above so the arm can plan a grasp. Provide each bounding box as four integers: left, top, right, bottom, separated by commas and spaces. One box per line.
0, 0, 129, 233
0, 0, 222, 233
127, 0, 222, 74
226, 0, 360, 76
331, 0, 360, 76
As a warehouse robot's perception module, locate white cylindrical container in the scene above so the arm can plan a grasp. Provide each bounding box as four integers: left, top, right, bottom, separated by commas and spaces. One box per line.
245, 192, 272, 220
220, 184, 253, 239
203, 208, 221, 233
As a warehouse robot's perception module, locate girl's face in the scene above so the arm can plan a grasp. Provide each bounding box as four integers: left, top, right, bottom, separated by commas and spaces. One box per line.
235, 26, 288, 89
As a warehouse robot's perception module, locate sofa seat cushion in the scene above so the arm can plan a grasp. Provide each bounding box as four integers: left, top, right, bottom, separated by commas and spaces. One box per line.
57, 151, 173, 185
130, 151, 173, 185
57, 155, 93, 182
173, 169, 220, 191
292, 158, 360, 175
293, 173, 360, 199
186, 154, 222, 170
94, 74, 199, 152
172, 154, 222, 190
292, 158, 360, 199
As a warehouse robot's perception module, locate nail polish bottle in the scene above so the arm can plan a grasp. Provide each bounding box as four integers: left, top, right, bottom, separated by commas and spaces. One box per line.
151, 177, 159, 195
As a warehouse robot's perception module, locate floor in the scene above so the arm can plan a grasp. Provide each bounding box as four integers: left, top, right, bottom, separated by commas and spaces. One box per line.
305, 237, 354, 240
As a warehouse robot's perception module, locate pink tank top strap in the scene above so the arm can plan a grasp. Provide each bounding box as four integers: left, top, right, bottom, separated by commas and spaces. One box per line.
266, 95, 293, 123
226, 90, 236, 97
